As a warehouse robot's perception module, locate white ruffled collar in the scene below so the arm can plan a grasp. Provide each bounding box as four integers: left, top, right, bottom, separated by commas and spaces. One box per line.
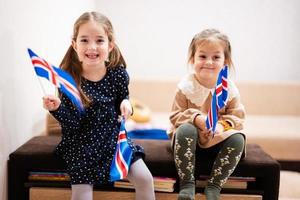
178, 73, 213, 106
178, 73, 238, 106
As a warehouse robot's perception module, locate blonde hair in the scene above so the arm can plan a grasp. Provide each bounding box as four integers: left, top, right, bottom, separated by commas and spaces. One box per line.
187, 29, 233, 69
60, 11, 126, 106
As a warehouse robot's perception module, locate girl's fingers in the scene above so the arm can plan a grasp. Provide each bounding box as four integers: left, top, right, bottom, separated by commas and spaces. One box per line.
42, 95, 60, 111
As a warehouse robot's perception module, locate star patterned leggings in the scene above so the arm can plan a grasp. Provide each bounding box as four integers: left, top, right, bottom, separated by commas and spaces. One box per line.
174, 123, 245, 192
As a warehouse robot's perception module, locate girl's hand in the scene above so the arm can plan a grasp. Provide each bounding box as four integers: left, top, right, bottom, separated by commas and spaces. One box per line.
200, 123, 223, 143
198, 129, 212, 145
194, 115, 207, 131
43, 95, 61, 111
195, 115, 213, 144
120, 99, 132, 120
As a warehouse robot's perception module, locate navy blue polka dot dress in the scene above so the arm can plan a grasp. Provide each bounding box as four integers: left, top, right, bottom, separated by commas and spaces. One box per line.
51, 66, 140, 185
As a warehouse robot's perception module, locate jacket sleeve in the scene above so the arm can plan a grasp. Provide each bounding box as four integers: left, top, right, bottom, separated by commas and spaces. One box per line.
220, 82, 246, 130
169, 89, 204, 129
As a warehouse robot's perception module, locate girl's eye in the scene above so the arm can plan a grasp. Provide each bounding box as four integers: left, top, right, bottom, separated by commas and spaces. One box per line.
199, 55, 206, 59
97, 39, 105, 43
80, 39, 88, 43
214, 56, 220, 60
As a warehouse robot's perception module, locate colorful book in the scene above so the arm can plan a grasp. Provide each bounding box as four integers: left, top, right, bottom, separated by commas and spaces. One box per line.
28, 172, 70, 181
28, 172, 177, 192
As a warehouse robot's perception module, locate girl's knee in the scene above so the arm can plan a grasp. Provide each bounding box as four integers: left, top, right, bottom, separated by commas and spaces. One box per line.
232, 133, 245, 144
138, 169, 153, 185
226, 133, 245, 150
128, 160, 154, 188
143, 171, 154, 186
176, 123, 198, 140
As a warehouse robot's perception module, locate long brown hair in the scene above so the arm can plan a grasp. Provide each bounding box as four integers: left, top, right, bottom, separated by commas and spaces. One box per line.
60, 11, 126, 106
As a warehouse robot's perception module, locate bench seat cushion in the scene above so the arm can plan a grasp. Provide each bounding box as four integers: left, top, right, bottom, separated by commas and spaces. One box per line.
9, 136, 279, 177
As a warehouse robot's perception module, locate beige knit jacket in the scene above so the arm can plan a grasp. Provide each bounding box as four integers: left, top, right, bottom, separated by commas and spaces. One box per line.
168, 73, 246, 148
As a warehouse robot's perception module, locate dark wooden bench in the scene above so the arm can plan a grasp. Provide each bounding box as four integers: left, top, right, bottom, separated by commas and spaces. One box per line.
8, 136, 280, 200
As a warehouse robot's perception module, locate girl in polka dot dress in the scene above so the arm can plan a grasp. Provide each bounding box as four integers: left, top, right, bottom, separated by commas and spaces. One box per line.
42, 12, 155, 200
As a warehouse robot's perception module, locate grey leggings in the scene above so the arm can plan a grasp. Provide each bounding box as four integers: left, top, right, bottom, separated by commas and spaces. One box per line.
71, 159, 155, 200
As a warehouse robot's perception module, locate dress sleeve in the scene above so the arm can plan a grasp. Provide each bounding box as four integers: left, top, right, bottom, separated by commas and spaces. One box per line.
50, 93, 82, 131
114, 67, 130, 114
169, 89, 204, 129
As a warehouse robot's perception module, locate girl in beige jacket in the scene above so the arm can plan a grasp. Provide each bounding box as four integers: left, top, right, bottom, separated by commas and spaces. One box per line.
169, 29, 245, 200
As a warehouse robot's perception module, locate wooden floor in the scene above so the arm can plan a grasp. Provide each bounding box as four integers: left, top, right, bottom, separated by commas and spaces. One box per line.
30, 187, 262, 200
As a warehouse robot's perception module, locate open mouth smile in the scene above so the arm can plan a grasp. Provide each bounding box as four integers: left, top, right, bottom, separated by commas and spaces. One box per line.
85, 53, 99, 59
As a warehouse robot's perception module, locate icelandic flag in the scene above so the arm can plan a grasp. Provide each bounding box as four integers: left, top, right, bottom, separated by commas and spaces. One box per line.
215, 65, 228, 108
206, 65, 229, 134
27, 48, 84, 112
110, 119, 133, 182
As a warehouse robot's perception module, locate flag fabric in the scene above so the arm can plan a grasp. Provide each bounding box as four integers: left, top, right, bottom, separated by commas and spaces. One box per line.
206, 65, 229, 134
110, 119, 133, 182
27, 48, 84, 112
215, 65, 228, 108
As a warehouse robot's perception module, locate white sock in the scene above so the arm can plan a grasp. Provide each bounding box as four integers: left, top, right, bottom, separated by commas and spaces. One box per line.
71, 184, 93, 200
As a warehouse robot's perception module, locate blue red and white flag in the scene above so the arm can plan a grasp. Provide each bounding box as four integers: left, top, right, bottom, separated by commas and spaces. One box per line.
110, 119, 133, 182
206, 65, 229, 134
27, 48, 84, 112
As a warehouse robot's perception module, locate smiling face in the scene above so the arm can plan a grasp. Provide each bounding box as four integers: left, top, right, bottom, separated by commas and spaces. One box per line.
72, 20, 113, 68
192, 40, 226, 87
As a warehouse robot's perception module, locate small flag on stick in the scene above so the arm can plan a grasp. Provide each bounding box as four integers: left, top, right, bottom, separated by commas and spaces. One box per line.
110, 119, 133, 181
27, 48, 84, 112
206, 65, 228, 135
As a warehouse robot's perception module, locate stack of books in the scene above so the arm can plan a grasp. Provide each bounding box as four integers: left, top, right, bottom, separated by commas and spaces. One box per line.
28, 172, 176, 192
114, 176, 177, 192
28, 172, 254, 191
196, 176, 256, 189
28, 172, 70, 181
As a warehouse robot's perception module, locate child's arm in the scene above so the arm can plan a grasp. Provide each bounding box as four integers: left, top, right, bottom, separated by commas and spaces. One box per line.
115, 67, 131, 119
221, 97, 245, 130
44, 93, 82, 131
170, 90, 214, 144
219, 82, 246, 131
170, 90, 205, 129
